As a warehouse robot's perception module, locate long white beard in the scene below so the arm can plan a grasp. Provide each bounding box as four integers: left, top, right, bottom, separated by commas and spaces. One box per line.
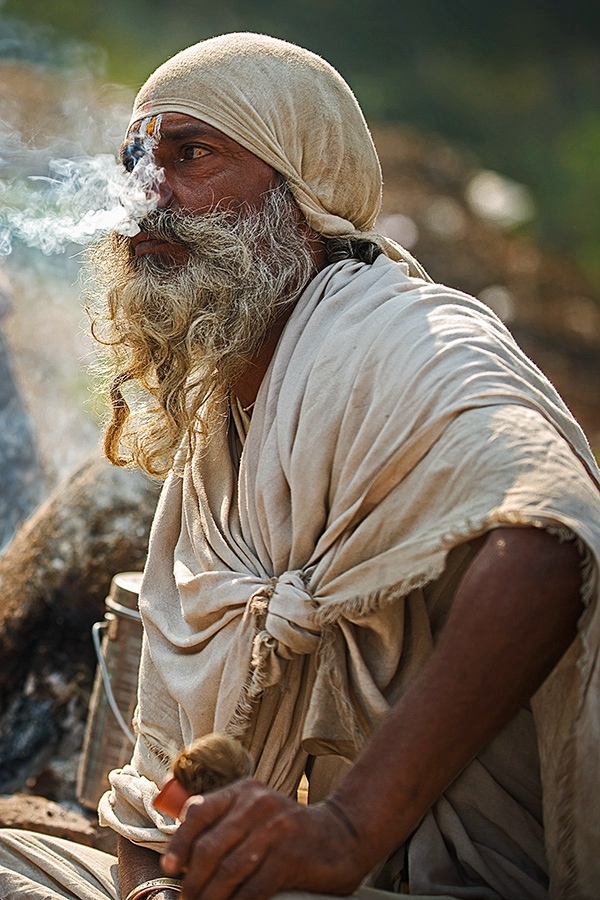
86, 184, 318, 475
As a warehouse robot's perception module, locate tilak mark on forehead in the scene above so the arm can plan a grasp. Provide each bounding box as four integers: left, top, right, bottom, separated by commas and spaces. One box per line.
121, 115, 163, 173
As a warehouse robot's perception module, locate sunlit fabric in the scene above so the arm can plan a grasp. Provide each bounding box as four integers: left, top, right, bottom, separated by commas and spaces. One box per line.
101, 256, 600, 896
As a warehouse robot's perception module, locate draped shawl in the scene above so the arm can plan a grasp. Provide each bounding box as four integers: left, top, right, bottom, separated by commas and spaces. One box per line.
100, 257, 600, 898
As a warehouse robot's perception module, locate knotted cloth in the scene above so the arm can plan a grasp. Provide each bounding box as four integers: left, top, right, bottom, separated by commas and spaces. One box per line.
127, 32, 429, 276
100, 257, 600, 897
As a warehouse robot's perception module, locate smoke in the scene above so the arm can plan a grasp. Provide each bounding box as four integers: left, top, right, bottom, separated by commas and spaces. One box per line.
0, 145, 165, 255
0, 12, 166, 259
0, 11, 153, 485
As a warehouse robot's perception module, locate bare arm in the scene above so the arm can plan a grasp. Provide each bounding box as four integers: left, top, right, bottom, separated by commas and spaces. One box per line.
118, 835, 179, 900
161, 526, 584, 900
329, 525, 583, 866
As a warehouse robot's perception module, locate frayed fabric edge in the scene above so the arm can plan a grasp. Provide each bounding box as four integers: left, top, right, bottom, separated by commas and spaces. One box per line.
313, 511, 597, 628
222, 510, 598, 894
310, 512, 597, 898
227, 511, 597, 748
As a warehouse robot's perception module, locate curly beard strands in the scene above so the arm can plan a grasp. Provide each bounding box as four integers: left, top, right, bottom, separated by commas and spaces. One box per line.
85, 185, 316, 478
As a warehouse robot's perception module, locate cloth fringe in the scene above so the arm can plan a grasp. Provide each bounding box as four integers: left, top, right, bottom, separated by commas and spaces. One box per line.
314, 513, 596, 629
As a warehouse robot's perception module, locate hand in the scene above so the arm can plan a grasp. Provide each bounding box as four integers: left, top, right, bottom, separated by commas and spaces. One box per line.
160, 778, 370, 900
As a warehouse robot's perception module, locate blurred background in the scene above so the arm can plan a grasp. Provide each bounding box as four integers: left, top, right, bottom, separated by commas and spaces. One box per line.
1, 0, 599, 516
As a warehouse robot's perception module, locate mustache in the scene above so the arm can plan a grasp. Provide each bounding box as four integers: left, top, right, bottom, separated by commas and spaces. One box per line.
134, 203, 265, 241
129, 207, 255, 263
135, 209, 194, 243
131, 183, 291, 247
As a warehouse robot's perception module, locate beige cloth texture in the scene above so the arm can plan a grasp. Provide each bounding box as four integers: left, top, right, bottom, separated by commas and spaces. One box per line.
128, 32, 429, 278
99, 256, 600, 897
0, 830, 460, 900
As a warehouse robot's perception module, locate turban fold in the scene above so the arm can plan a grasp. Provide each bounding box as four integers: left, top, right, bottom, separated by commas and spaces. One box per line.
129, 32, 428, 275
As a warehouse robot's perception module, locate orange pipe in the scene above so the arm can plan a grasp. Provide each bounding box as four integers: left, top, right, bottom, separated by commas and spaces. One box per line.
153, 777, 192, 819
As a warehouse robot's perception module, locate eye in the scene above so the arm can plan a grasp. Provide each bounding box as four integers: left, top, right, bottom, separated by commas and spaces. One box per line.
181, 144, 211, 161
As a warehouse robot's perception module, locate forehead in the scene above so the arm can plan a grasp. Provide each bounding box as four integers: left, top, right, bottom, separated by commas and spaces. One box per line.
125, 112, 250, 154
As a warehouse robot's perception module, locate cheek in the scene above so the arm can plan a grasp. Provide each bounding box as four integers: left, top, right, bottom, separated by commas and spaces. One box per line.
231, 160, 281, 208
170, 158, 279, 214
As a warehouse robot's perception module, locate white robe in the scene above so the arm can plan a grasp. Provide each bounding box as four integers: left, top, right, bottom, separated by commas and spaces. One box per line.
100, 256, 600, 898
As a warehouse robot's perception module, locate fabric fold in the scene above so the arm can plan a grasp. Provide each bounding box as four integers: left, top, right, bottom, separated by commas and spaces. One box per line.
100, 256, 600, 895
127, 32, 431, 279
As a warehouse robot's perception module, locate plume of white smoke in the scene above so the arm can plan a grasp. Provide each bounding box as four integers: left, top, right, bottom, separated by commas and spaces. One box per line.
0, 147, 165, 254
0, 13, 166, 258
0, 12, 160, 484
0, 122, 165, 256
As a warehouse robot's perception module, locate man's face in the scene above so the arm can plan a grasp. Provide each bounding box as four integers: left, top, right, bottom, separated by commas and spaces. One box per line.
120, 112, 281, 262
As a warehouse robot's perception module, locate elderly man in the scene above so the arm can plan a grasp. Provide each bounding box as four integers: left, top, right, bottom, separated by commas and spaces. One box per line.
1, 31, 600, 900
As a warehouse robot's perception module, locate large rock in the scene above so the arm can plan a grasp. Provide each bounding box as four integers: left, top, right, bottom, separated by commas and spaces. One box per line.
0, 793, 116, 854
0, 310, 43, 553
0, 451, 160, 795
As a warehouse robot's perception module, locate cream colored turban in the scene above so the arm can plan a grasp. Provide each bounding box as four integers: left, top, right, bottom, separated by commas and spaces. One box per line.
129, 32, 429, 276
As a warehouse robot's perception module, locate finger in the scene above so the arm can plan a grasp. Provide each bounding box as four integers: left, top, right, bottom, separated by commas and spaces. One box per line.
162, 790, 236, 875
228, 853, 290, 900
183, 838, 266, 900
178, 816, 250, 896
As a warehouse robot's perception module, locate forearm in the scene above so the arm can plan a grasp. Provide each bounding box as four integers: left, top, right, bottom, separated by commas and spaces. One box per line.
156, 527, 585, 899
118, 835, 178, 900
329, 526, 584, 872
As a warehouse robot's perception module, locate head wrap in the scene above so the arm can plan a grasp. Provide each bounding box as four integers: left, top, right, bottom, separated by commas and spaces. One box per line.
129, 32, 429, 277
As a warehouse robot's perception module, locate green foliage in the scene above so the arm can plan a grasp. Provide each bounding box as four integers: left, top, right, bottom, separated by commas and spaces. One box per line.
3, 0, 600, 293
556, 114, 600, 284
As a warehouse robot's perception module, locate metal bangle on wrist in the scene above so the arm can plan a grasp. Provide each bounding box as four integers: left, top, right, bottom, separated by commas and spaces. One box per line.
136, 892, 181, 900
124, 877, 183, 900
